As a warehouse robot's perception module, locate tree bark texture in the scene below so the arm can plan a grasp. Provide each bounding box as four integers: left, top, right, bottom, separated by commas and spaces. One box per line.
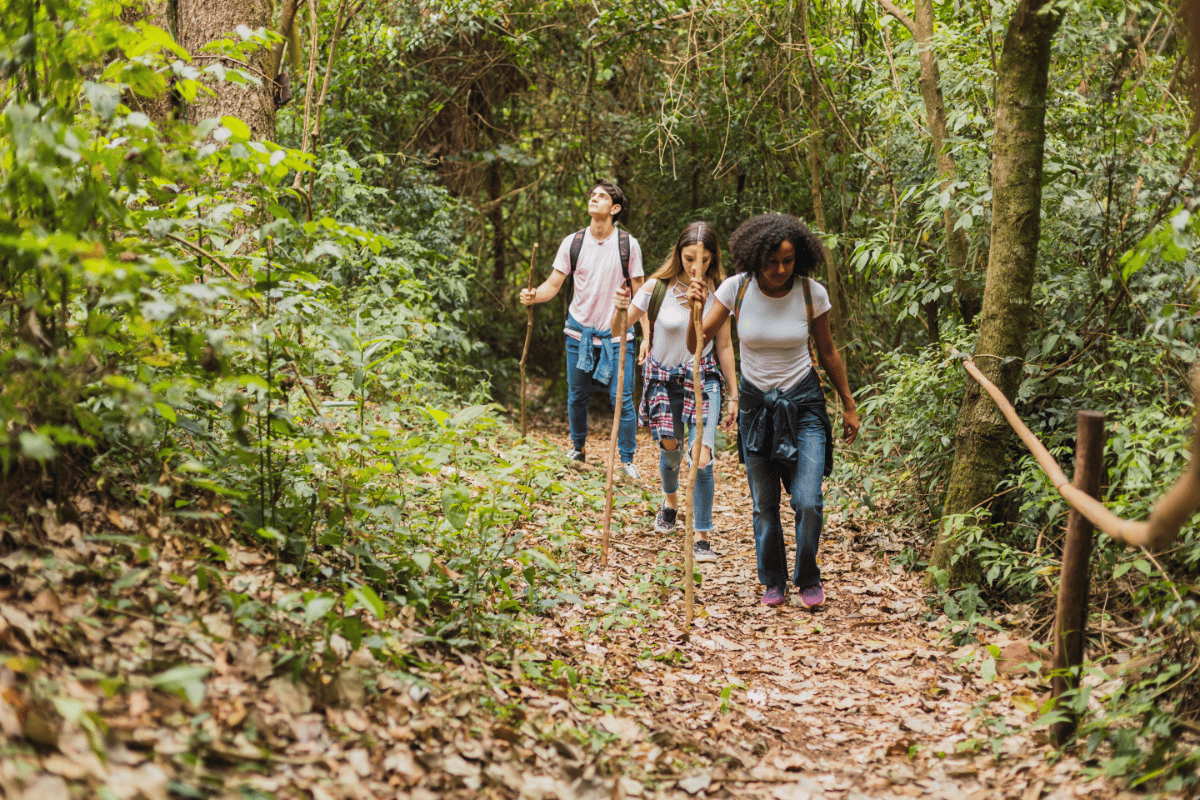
1186, 0, 1200, 147
120, 0, 177, 122
912, 0, 975, 324
930, 0, 1063, 583
1050, 410, 1105, 745
176, 0, 276, 139
488, 160, 507, 288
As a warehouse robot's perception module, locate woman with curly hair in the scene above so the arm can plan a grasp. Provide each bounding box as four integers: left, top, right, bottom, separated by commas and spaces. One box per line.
687, 213, 859, 609
611, 222, 737, 562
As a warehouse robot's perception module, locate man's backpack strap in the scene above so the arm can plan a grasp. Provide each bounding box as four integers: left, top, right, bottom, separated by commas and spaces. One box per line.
568, 228, 630, 282
567, 229, 587, 275
617, 228, 631, 285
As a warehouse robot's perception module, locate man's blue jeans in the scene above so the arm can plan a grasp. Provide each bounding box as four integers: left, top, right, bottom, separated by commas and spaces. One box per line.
565, 333, 637, 464
743, 411, 826, 589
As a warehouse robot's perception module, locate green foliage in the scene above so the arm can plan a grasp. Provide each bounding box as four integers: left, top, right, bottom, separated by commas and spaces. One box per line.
0, 0, 558, 667
834, 327, 972, 520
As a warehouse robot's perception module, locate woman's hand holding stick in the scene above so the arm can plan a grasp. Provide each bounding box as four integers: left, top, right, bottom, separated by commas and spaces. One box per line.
683, 268, 705, 627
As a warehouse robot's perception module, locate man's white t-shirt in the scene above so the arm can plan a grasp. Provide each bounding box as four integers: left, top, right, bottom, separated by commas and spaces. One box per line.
631, 278, 714, 367
713, 274, 831, 391
554, 227, 644, 345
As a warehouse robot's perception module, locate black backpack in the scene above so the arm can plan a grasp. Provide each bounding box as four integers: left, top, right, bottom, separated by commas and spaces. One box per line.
567, 227, 632, 299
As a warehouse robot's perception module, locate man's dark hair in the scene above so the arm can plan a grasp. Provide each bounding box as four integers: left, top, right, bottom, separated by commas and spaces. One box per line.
728, 213, 824, 280
591, 178, 628, 224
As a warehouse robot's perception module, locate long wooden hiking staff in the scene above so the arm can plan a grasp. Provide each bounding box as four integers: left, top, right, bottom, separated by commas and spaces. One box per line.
600, 279, 632, 567
683, 249, 705, 627
519, 243, 539, 439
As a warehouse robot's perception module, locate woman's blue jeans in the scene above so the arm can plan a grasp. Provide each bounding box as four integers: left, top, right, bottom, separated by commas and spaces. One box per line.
565, 333, 637, 464
658, 385, 720, 533
743, 411, 826, 590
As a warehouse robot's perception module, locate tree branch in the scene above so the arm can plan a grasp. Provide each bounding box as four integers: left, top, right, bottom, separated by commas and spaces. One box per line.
877, 0, 918, 36
166, 233, 265, 312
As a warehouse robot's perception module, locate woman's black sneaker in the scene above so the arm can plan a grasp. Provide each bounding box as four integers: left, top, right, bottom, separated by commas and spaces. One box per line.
654, 504, 678, 533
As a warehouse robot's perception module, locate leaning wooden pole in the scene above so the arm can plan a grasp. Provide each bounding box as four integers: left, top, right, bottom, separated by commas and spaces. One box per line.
1050, 410, 1106, 746
600, 302, 630, 568
683, 266, 704, 627
519, 243, 539, 439
962, 358, 1198, 550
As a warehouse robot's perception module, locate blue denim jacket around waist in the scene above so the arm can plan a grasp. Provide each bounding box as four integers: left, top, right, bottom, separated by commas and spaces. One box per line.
565, 312, 635, 387
739, 368, 833, 483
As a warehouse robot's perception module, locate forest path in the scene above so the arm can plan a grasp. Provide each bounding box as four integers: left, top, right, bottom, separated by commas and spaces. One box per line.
525, 409, 1134, 800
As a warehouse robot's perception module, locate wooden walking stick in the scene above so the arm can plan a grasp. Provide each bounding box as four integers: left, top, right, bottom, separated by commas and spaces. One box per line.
519, 243, 539, 439
682, 239, 705, 627
600, 281, 632, 568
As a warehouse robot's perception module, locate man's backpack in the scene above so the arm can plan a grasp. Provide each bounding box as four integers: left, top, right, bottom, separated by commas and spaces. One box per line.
567, 227, 632, 290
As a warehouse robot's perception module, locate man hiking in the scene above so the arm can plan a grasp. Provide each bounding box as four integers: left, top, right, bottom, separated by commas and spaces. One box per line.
520, 179, 645, 479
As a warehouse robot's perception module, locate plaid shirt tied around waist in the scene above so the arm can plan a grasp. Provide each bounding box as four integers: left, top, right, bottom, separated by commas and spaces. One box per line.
639, 352, 724, 442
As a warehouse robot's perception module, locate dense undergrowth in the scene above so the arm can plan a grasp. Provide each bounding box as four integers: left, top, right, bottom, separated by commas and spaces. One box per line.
840, 205, 1200, 791
0, 0, 570, 661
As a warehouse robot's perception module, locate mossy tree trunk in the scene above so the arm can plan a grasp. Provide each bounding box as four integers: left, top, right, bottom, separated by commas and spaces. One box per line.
929, 0, 1063, 585
879, 0, 977, 326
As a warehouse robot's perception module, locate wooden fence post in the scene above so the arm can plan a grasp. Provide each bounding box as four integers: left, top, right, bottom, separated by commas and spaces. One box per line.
1050, 409, 1106, 745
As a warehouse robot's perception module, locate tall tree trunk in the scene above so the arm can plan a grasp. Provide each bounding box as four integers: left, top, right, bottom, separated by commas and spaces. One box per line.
879, 0, 977, 325
929, 0, 1063, 584
795, 0, 846, 353
176, 0, 276, 139
1185, 0, 1200, 169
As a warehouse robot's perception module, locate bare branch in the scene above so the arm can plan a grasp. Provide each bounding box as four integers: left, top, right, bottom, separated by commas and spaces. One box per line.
877, 0, 918, 36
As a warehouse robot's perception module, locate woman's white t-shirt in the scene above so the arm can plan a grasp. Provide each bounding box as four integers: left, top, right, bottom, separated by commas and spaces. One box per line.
631, 278, 715, 367
713, 274, 831, 391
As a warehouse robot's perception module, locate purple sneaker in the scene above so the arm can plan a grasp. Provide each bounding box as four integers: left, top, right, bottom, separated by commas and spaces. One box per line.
761, 585, 787, 607
800, 583, 826, 609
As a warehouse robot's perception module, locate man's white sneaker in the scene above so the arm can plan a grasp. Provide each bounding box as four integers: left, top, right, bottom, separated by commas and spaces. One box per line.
619, 462, 640, 481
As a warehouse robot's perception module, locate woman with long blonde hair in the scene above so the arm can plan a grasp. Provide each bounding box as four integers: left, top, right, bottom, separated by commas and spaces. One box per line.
612, 222, 737, 561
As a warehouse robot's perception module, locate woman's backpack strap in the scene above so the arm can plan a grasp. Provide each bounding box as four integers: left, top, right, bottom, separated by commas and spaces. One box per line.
733, 273, 752, 317
645, 278, 669, 356
802, 277, 823, 387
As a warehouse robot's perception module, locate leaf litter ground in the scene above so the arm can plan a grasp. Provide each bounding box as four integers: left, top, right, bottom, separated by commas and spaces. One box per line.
0, 408, 1168, 800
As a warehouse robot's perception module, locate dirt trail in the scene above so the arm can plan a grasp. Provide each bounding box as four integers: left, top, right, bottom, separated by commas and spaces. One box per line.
0, 407, 1149, 800
533, 411, 1138, 800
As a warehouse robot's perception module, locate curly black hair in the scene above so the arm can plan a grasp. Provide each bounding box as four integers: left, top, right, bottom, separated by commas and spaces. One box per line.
728, 213, 824, 281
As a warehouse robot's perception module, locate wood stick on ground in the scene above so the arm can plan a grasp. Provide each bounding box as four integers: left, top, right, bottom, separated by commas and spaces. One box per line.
601, 307, 630, 568
519, 243, 539, 439
683, 266, 704, 627
962, 358, 1199, 550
